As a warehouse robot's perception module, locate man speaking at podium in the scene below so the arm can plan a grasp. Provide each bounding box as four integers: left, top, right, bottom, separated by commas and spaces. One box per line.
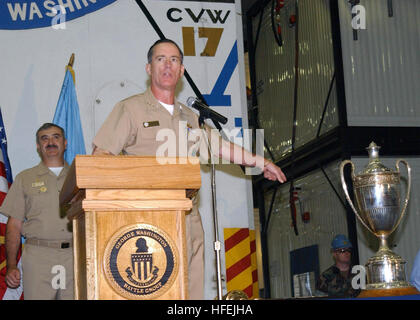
92, 39, 286, 299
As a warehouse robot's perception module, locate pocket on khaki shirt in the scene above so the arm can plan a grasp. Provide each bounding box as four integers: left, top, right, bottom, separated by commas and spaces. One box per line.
25, 187, 54, 219
139, 123, 161, 140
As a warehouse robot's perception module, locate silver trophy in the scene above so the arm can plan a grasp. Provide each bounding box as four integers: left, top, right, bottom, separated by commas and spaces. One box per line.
340, 142, 414, 291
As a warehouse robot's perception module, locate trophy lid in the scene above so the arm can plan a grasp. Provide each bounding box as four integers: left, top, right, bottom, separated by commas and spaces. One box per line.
361, 142, 392, 174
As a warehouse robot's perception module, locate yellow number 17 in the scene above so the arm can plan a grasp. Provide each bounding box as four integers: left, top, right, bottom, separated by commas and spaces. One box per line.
182, 27, 224, 57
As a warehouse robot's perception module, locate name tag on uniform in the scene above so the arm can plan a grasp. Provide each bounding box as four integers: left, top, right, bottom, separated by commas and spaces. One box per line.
143, 121, 160, 128
32, 181, 45, 188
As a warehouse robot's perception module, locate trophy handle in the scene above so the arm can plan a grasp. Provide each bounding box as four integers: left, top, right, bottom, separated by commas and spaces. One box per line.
389, 159, 412, 235
339, 160, 375, 234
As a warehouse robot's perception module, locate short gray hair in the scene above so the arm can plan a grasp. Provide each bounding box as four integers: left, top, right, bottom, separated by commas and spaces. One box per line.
147, 39, 184, 64
36, 123, 65, 143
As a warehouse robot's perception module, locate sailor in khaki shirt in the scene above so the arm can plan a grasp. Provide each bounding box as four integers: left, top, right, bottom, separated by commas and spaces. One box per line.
93, 39, 287, 299
2, 123, 73, 300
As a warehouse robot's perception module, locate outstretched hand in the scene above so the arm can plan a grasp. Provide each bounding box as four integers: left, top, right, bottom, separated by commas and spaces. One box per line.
263, 160, 287, 183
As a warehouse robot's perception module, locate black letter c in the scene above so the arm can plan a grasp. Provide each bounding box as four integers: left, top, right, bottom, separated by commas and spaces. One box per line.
167, 8, 182, 22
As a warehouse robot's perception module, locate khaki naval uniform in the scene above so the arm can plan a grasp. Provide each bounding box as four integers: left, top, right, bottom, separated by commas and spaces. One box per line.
93, 87, 205, 299
0, 162, 73, 300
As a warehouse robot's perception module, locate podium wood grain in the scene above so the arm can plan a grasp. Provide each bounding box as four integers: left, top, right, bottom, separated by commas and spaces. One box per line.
60, 155, 200, 205
94, 209, 187, 300
61, 156, 200, 300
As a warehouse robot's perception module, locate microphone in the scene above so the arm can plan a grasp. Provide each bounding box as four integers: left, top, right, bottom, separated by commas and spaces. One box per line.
187, 97, 228, 125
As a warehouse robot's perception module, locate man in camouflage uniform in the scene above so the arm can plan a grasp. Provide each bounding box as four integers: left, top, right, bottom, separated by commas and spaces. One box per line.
316, 234, 361, 298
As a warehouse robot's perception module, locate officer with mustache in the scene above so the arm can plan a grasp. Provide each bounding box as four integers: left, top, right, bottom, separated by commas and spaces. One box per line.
1, 123, 74, 299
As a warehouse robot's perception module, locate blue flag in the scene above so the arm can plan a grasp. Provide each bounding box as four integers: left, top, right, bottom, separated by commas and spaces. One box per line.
53, 65, 86, 165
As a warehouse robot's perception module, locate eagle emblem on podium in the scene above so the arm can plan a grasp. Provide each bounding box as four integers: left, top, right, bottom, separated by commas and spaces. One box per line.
103, 224, 179, 299
125, 237, 159, 286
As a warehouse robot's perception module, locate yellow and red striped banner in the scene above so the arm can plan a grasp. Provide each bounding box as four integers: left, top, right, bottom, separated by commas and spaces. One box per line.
224, 228, 259, 299
249, 229, 259, 298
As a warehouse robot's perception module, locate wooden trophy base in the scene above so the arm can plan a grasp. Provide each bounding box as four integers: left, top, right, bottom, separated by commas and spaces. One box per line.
357, 286, 419, 298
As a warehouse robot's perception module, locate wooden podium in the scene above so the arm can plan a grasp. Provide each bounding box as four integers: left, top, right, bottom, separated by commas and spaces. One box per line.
59, 155, 201, 300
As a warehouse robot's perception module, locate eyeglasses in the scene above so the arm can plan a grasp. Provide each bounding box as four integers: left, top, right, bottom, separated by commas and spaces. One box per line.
335, 248, 351, 254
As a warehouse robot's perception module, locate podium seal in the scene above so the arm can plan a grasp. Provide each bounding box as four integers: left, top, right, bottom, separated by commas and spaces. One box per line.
103, 223, 179, 299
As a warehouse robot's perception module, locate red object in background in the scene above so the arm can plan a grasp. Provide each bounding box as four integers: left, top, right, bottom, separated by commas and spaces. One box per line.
290, 190, 299, 228
276, 0, 285, 11
290, 187, 311, 225
302, 211, 310, 223
289, 14, 297, 27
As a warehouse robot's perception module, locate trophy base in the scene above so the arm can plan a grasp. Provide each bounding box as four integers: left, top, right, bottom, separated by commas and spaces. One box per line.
365, 248, 409, 286
357, 286, 419, 298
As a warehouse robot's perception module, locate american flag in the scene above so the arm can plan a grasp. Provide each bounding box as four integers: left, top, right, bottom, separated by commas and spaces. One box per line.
0, 107, 23, 300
